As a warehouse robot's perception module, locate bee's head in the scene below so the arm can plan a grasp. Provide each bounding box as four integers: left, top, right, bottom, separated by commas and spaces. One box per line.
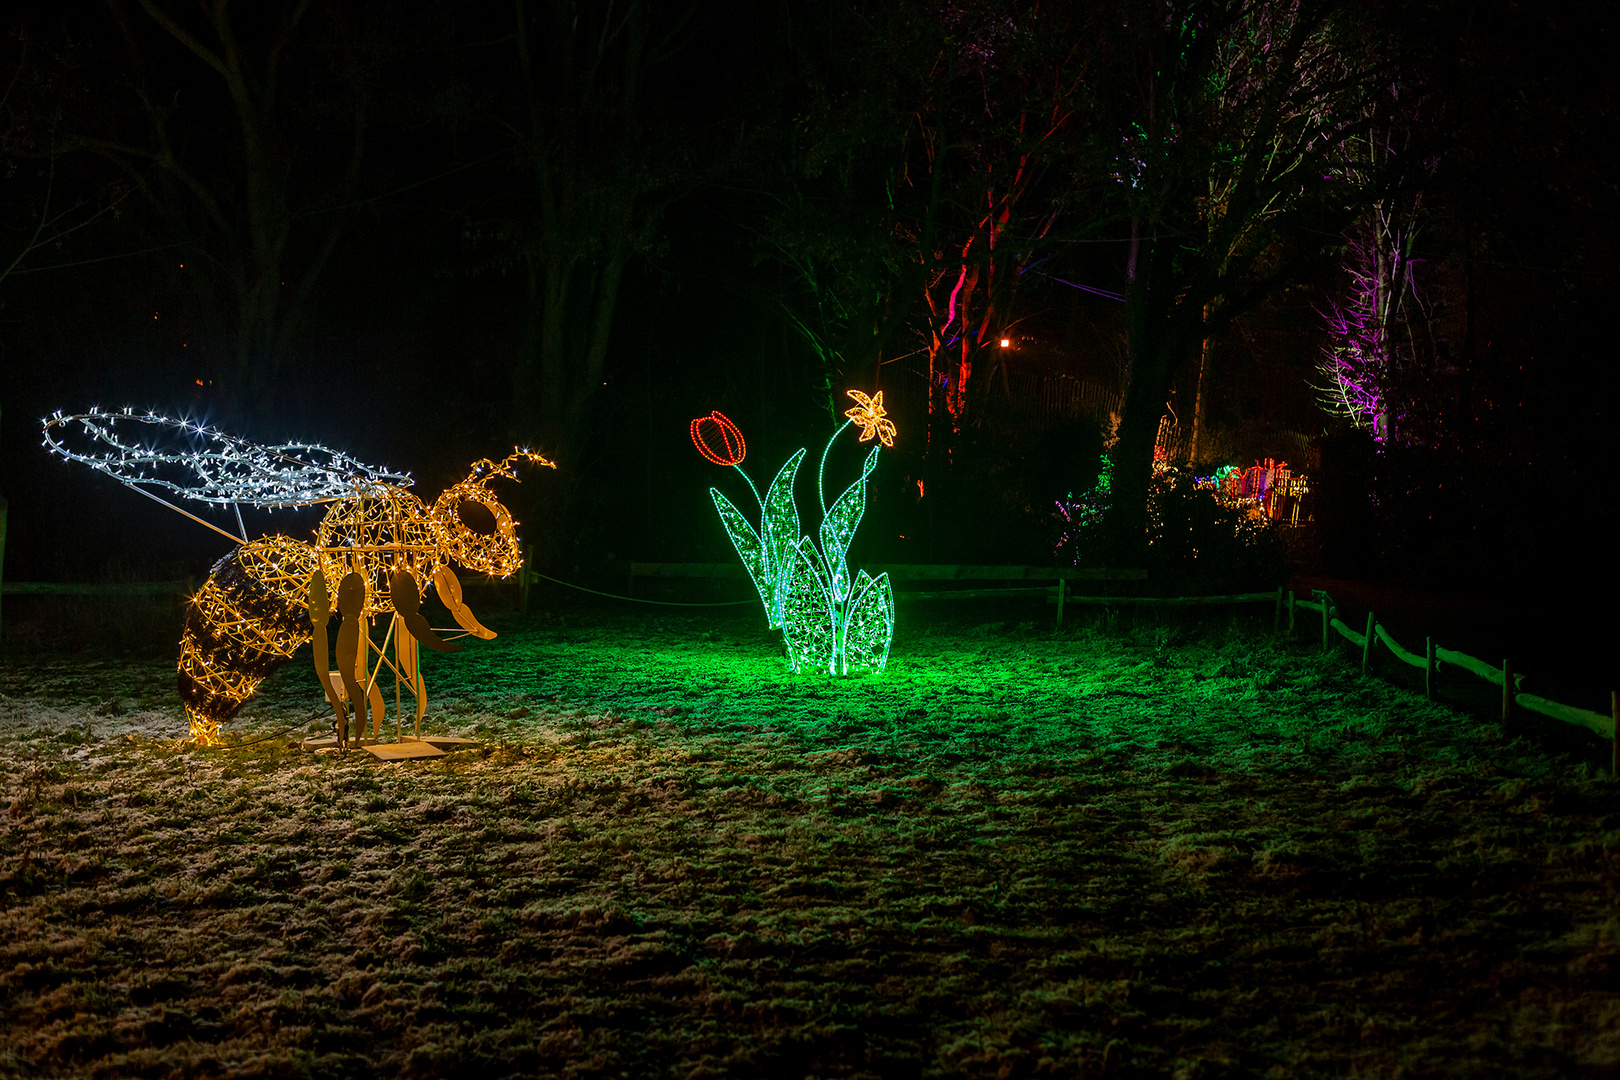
428, 450, 555, 576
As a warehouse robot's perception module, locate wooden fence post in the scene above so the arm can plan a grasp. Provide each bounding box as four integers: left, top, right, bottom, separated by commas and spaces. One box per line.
1320, 596, 1330, 652
1500, 659, 1514, 735
1362, 611, 1375, 673
1056, 577, 1067, 629
1287, 590, 1295, 634
0, 493, 7, 643
1425, 637, 1435, 700
1273, 585, 1283, 635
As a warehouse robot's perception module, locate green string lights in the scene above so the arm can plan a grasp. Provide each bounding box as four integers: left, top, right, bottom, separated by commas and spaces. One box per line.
692, 393, 896, 675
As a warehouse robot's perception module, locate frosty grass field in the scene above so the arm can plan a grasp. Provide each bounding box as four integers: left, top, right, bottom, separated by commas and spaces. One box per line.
2, 603, 1617, 1078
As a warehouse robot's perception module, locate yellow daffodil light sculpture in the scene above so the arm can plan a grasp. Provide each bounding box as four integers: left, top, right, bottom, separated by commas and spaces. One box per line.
691, 391, 896, 675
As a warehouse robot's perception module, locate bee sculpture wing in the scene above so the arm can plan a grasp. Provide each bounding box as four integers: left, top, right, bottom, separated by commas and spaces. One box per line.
42, 408, 411, 510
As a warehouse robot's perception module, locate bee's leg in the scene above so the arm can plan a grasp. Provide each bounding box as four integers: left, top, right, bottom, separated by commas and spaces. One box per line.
335, 573, 369, 746
392, 612, 429, 739
433, 565, 497, 640
309, 568, 350, 748
359, 622, 386, 741
390, 570, 461, 654
367, 680, 386, 741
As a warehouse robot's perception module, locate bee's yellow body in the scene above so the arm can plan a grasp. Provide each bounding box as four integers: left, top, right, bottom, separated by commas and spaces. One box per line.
177, 454, 551, 743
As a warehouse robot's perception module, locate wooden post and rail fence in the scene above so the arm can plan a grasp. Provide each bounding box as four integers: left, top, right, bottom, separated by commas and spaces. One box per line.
1289, 588, 1618, 774
4, 521, 1614, 774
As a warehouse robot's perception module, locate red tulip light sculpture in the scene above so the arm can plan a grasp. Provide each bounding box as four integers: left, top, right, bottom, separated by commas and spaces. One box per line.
690, 411, 747, 466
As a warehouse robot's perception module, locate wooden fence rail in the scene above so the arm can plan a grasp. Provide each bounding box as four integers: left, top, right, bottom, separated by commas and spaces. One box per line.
624, 562, 1150, 582
1, 581, 191, 596
1290, 589, 1617, 772
6, 531, 1611, 776
0, 579, 194, 639
607, 563, 1155, 629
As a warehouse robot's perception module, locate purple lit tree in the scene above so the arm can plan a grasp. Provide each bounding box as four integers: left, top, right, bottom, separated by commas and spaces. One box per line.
1317, 129, 1430, 442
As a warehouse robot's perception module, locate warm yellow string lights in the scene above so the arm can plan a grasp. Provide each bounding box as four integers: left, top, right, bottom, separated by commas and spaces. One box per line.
177, 455, 552, 744
314, 488, 440, 619
843, 390, 897, 448
178, 535, 321, 744
42, 408, 556, 745
425, 452, 553, 578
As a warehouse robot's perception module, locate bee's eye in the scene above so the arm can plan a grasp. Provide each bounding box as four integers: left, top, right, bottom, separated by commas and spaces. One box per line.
457, 499, 499, 536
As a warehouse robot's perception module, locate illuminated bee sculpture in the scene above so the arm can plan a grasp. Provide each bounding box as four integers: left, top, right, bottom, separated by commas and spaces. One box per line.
42, 409, 554, 746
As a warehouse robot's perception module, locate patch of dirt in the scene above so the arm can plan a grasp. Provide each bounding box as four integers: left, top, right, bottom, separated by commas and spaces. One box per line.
1, 607, 1617, 1078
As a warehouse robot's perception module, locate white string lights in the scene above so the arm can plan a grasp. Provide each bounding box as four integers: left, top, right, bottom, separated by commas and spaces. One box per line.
41, 407, 411, 508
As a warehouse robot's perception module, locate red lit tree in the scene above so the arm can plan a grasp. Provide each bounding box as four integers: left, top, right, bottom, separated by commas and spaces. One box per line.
757, 1, 1091, 442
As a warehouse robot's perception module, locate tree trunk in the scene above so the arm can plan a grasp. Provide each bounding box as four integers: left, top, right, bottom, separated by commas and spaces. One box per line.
1189, 311, 1211, 465
1112, 237, 1200, 564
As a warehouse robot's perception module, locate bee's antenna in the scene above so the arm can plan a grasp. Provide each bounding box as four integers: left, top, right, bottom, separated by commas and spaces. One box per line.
464, 448, 557, 487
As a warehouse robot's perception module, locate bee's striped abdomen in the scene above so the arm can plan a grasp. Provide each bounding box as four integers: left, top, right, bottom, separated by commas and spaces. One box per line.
177, 537, 319, 744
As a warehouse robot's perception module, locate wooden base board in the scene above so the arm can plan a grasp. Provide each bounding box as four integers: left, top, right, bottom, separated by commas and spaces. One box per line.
300, 736, 378, 751
300, 735, 475, 757
402, 735, 480, 750
363, 741, 446, 761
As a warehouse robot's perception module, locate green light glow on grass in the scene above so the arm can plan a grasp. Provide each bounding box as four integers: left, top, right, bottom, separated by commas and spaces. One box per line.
695, 399, 895, 674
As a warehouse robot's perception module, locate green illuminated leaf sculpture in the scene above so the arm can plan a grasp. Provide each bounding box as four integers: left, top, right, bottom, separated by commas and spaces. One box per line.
760, 449, 807, 626
710, 489, 772, 618
841, 569, 895, 674
780, 539, 838, 674
691, 396, 896, 674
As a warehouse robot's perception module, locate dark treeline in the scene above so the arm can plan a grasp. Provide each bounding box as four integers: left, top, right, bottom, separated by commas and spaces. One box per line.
0, 0, 1613, 606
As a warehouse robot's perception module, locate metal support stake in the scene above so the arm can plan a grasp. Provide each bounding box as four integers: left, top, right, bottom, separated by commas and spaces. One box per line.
1501, 658, 1514, 736
1361, 611, 1375, 673
1610, 690, 1617, 778
0, 493, 8, 643
1056, 577, 1066, 630
1425, 638, 1435, 700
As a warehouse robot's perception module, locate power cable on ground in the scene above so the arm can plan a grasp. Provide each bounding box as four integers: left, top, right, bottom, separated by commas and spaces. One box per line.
527, 571, 758, 607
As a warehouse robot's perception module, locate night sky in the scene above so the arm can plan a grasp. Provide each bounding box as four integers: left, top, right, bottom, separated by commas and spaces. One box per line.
1, 0, 1615, 611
